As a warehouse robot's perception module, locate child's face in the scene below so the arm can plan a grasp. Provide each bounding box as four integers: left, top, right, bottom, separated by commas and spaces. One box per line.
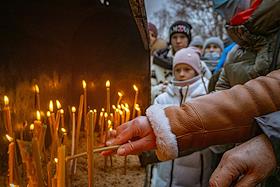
174, 64, 197, 81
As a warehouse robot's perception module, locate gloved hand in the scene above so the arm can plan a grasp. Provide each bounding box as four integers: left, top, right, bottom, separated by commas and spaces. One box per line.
105, 116, 157, 156
209, 134, 277, 187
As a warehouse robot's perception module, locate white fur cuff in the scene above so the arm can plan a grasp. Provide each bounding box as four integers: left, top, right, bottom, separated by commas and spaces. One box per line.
146, 104, 178, 161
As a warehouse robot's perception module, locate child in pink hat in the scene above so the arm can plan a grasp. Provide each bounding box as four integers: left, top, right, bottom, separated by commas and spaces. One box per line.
150, 47, 212, 187
154, 47, 209, 105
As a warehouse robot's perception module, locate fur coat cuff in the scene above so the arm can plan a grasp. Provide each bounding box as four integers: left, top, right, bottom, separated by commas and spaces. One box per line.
146, 104, 178, 161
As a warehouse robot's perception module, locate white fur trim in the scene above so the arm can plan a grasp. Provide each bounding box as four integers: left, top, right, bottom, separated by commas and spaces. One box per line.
146, 104, 178, 161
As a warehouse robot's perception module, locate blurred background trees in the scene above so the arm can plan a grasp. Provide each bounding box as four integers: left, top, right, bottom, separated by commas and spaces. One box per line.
145, 0, 226, 40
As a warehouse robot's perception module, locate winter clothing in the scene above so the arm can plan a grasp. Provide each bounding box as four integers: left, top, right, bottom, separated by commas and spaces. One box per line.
215, 0, 280, 90
151, 76, 211, 187
173, 47, 202, 75
146, 69, 280, 161
203, 37, 224, 52
213, 42, 236, 73
213, 0, 252, 23
150, 38, 167, 55
202, 37, 224, 73
169, 21, 192, 44
148, 22, 158, 38
190, 35, 204, 48
151, 48, 211, 102
154, 77, 209, 106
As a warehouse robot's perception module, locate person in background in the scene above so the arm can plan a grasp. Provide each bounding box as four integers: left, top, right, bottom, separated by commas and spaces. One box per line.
151, 20, 193, 102
190, 35, 204, 54
151, 47, 211, 187
148, 22, 167, 56
151, 21, 211, 102
201, 37, 224, 73
105, 0, 280, 186
213, 37, 236, 74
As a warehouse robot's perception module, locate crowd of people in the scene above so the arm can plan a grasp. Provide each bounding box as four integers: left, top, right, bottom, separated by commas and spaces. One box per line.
104, 0, 280, 186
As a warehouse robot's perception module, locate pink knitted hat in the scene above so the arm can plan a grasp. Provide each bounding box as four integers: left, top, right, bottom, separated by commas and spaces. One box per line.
173, 47, 202, 74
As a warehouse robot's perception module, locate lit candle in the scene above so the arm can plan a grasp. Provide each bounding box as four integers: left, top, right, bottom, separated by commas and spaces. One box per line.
83, 80, 87, 131
34, 84, 40, 110
34, 110, 41, 139
70, 106, 76, 173
119, 110, 124, 125
117, 91, 123, 106
3, 96, 13, 136
60, 109, 65, 129
76, 95, 84, 151
87, 110, 94, 187
60, 128, 67, 145
74, 95, 84, 174
135, 104, 142, 117
6, 134, 15, 185
55, 100, 61, 131
93, 109, 97, 134
99, 111, 104, 140
106, 80, 110, 113
49, 100, 56, 131
102, 113, 108, 143
132, 85, 139, 119
30, 123, 34, 137
125, 108, 130, 122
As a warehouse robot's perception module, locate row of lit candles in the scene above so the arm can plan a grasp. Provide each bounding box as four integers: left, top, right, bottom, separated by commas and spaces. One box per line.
3, 79, 141, 186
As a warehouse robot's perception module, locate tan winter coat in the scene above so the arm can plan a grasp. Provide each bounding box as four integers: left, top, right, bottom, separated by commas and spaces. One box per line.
146, 69, 280, 161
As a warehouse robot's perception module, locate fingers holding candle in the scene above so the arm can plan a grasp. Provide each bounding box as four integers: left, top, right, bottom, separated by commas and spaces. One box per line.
105, 116, 156, 156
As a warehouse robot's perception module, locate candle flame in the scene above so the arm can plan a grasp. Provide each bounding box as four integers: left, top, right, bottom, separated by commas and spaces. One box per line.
93, 109, 97, 113
101, 108, 105, 112
119, 110, 123, 115
118, 92, 123, 97
133, 84, 138, 92
125, 108, 130, 112
36, 110, 41, 121
106, 80, 110, 88
100, 112, 103, 117
61, 128, 67, 134
30, 124, 34, 131
82, 80, 86, 89
117, 105, 121, 109
49, 100, 54, 112
108, 120, 112, 125
125, 103, 129, 109
56, 100, 61, 109
54, 158, 58, 163
6, 134, 13, 142
34, 84, 39, 93
4, 95, 9, 106
112, 105, 116, 110
71, 106, 76, 113
60, 109, 64, 114
104, 112, 108, 118
47, 111, 51, 117
135, 104, 140, 111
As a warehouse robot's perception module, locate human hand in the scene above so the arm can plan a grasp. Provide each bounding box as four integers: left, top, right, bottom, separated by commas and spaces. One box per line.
104, 116, 157, 156
209, 134, 277, 187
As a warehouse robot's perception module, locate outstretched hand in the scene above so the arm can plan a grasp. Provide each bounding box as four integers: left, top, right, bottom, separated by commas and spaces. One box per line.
103, 116, 157, 156
209, 134, 277, 187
